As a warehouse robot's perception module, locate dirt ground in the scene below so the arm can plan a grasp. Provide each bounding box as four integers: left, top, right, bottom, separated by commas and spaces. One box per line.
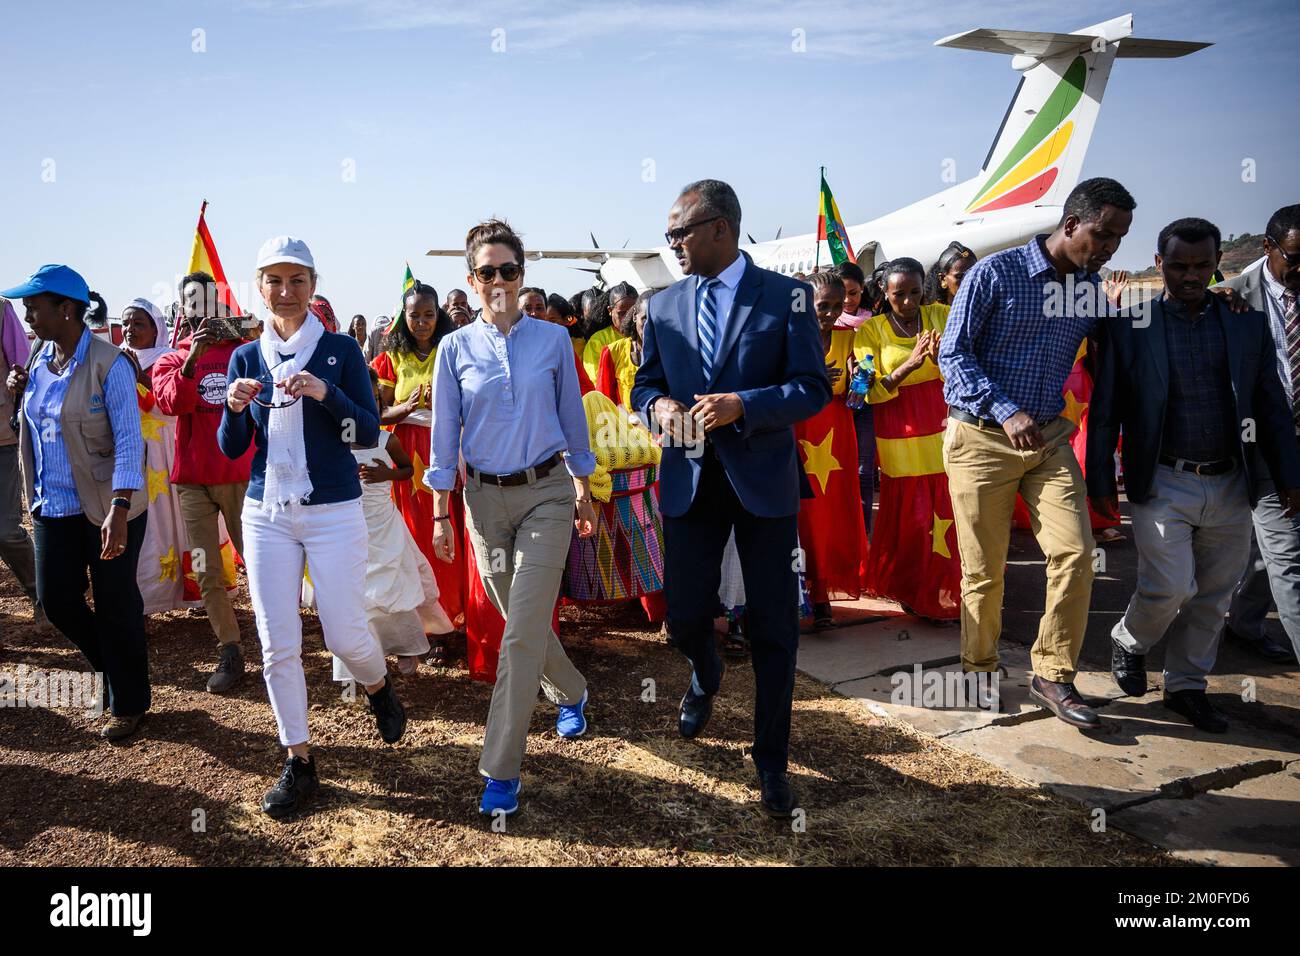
0, 566, 1176, 867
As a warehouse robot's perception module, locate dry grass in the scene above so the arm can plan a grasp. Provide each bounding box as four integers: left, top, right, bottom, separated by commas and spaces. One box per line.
0, 578, 1174, 867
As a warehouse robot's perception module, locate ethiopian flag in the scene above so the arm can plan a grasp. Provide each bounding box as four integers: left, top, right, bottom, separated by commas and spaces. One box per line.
391, 261, 416, 333
817, 169, 856, 266
186, 201, 241, 332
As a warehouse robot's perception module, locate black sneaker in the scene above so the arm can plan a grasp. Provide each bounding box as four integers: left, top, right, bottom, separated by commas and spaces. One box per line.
261, 755, 319, 818
366, 675, 407, 744
206, 644, 245, 694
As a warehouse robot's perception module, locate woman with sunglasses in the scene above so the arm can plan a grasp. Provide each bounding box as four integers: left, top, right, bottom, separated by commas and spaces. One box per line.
428, 219, 597, 818
221, 235, 407, 819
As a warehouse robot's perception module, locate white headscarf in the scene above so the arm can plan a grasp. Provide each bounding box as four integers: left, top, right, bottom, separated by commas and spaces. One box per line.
122, 298, 174, 371
258, 311, 325, 516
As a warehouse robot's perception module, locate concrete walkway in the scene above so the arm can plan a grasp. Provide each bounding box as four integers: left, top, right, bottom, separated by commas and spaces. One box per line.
803, 527, 1300, 866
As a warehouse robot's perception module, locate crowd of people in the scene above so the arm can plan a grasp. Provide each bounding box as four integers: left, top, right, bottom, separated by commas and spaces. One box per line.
3, 177, 1299, 820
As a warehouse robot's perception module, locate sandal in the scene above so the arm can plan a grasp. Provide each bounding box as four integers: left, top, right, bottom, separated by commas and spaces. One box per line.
396, 655, 420, 676
721, 619, 749, 657
813, 603, 835, 630
1099, 527, 1126, 543
425, 635, 452, 666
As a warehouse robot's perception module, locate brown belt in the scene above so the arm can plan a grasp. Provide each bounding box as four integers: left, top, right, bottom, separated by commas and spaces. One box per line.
465, 451, 565, 487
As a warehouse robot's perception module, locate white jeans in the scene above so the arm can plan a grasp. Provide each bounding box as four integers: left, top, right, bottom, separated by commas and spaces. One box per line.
243, 497, 386, 746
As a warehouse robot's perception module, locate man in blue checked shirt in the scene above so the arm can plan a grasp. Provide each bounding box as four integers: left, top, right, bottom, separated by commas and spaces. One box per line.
938, 178, 1135, 730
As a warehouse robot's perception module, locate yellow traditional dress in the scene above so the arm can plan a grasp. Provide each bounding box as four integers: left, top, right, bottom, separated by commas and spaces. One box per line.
371, 347, 465, 624
852, 303, 959, 619
581, 324, 625, 385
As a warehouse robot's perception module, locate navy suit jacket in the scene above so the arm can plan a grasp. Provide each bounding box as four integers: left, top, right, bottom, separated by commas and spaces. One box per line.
631, 254, 831, 518
1086, 294, 1300, 508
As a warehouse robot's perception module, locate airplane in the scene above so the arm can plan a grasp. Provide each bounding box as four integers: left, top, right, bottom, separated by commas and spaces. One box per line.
427, 13, 1209, 290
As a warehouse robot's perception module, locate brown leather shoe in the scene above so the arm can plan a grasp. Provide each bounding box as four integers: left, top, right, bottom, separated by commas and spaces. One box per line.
1028, 675, 1100, 729
101, 713, 145, 742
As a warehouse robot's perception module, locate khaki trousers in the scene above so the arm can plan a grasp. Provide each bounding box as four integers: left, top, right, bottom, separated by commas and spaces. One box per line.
942, 416, 1094, 682
464, 467, 586, 781
177, 481, 247, 647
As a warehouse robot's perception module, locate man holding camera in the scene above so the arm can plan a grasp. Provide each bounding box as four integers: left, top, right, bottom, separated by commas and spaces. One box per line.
152, 271, 255, 692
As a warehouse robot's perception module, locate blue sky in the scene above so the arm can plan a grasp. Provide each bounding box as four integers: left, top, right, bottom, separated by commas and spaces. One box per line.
1, 0, 1296, 319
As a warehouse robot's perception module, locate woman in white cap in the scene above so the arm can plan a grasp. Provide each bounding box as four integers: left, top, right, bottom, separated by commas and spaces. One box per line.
219, 236, 407, 818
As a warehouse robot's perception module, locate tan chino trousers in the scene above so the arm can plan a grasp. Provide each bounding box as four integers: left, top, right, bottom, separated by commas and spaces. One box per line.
942, 416, 1094, 682
177, 481, 247, 647
463, 467, 587, 781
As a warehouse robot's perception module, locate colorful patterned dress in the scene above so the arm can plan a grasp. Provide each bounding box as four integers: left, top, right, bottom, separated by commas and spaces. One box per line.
853, 304, 960, 620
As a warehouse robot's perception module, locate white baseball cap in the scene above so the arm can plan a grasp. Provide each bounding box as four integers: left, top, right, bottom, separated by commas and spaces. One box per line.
256, 235, 315, 271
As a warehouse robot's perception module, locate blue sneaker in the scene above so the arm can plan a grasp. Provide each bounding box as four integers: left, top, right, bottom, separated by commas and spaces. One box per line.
479, 777, 521, 816
556, 690, 589, 739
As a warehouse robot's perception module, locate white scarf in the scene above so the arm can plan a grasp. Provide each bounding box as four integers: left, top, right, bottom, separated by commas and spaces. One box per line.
258, 313, 325, 516
123, 298, 174, 371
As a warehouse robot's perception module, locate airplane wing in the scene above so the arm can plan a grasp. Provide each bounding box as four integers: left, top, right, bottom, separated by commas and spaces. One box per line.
936, 24, 1207, 59
426, 248, 661, 262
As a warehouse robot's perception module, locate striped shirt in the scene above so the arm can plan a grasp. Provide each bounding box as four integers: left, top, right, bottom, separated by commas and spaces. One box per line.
23, 328, 144, 517
939, 235, 1104, 424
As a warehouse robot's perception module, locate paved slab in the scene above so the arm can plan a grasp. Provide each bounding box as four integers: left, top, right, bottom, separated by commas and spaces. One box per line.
1109, 765, 1300, 866
832, 644, 1126, 737
941, 696, 1299, 810
795, 616, 959, 687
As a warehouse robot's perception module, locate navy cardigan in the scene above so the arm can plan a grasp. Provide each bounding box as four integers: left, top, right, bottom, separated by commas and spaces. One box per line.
218, 331, 380, 505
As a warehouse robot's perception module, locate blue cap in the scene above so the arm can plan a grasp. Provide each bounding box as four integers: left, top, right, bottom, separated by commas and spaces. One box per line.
0, 264, 91, 305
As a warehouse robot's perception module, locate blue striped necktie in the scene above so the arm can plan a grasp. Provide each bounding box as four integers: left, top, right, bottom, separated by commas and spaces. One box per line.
698, 277, 720, 380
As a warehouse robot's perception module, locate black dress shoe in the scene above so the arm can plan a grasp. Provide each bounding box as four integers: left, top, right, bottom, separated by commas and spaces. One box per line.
1110, 637, 1147, 696
262, 755, 319, 818
365, 676, 407, 744
678, 684, 715, 739
758, 770, 797, 817
1223, 623, 1297, 664
1163, 689, 1229, 733
1028, 675, 1101, 729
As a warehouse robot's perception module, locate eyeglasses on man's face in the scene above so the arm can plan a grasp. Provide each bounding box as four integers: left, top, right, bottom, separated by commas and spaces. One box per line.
665, 215, 723, 246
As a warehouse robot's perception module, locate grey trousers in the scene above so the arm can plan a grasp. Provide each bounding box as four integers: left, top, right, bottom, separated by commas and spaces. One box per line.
1113, 464, 1251, 693
0, 444, 37, 605
463, 466, 586, 781
1226, 485, 1300, 661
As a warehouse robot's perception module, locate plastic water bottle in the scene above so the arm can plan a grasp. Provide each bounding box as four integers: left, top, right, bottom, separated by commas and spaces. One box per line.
846, 355, 874, 409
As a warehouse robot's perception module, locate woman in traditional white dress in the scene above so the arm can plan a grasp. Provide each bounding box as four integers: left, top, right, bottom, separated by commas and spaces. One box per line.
121, 298, 236, 614
332, 369, 454, 680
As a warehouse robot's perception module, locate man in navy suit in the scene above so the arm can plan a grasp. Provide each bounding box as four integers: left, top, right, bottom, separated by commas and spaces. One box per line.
632, 179, 830, 816
1088, 217, 1300, 733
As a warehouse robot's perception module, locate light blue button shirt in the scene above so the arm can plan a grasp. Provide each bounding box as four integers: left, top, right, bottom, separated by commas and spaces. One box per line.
23, 328, 144, 517
426, 314, 597, 490
694, 252, 746, 348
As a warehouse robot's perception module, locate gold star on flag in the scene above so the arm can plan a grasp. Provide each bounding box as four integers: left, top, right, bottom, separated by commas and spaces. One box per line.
158, 546, 179, 582
139, 412, 165, 442
1062, 389, 1087, 428
409, 447, 432, 496
146, 465, 170, 503
931, 514, 954, 559
798, 428, 841, 496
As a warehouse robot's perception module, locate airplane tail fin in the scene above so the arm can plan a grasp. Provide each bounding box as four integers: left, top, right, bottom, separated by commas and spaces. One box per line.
937, 14, 1208, 215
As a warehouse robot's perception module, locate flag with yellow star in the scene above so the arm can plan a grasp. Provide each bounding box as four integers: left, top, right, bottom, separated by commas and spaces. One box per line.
794, 383, 868, 603
862, 375, 961, 619
1013, 345, 1120, 532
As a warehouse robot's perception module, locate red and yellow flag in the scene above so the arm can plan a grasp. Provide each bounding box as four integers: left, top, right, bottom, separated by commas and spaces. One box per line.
186, 201, 242, 327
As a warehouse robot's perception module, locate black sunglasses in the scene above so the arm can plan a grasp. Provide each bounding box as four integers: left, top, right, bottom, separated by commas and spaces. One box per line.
471, 263, 523, 283
1266, 234, 1300, 268
665, 215, 723, 246
251, 364, 300, 410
